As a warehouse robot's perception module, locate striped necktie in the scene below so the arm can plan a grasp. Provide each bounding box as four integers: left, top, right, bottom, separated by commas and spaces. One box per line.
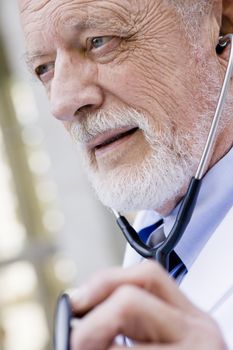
138, 220, 188, 283
120, 220, 188, 348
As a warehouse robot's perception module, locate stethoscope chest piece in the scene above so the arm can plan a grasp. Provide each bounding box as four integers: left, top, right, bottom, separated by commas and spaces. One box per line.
54, 294, 72, 350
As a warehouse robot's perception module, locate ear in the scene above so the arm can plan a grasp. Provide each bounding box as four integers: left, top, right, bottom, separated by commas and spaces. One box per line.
221, 0, 233, 34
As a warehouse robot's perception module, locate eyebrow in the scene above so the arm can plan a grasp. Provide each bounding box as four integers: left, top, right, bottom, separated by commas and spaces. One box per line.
23, 51, 52, 72
71, 16, 131, 32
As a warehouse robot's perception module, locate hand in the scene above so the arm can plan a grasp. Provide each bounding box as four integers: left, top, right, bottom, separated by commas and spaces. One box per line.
70, 260, 226, 350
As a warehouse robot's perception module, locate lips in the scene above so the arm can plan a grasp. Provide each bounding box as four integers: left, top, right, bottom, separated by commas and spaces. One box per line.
87, 127, 139, 152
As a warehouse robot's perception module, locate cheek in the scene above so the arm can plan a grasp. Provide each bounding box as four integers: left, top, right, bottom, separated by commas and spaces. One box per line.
97, 53, 192, 129
97, 63, 144, 105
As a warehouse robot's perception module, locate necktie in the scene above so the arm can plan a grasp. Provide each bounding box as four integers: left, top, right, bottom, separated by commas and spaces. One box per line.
120, 220, 188, 347
138, 220, 188, 283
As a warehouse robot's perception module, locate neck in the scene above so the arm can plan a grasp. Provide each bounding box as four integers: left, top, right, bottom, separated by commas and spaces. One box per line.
156, 127, 233, 217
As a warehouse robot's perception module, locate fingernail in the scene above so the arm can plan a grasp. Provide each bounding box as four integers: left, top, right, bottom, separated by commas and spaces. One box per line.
68, 286, 89, 309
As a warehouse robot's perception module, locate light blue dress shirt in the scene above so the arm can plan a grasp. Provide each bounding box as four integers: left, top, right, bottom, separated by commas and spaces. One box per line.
121, 148, 233, 348
132, 147, 233, 271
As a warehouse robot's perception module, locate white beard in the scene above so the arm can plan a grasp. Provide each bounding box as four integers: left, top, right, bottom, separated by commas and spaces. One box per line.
70, 107, 209, 212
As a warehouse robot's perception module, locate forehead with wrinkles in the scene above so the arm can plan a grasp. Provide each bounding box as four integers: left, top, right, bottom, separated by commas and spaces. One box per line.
19, 0, 50, 11
19, 0, 140, 23
19, 0, 143, 44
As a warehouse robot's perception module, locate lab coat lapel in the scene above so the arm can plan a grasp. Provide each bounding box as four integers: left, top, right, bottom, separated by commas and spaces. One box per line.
124, 208, 233, 347
180, 207, 233, 312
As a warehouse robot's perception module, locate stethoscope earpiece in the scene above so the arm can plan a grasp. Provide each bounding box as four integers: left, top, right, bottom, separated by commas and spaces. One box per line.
113, 34, 233, 270
216, 36, 230, 54
53, 33, 233, 350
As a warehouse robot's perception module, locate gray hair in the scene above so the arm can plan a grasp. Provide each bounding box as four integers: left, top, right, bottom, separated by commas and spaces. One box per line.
166, 0, 213, 42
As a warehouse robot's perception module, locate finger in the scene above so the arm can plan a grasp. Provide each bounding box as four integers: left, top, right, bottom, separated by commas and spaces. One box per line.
109, 345, 179, 350
70, 260, 198, 315
71, 284, 187, 350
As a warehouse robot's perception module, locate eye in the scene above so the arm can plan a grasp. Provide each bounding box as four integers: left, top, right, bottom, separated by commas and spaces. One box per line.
35, 62, 54, 80
89, 36, 114, 50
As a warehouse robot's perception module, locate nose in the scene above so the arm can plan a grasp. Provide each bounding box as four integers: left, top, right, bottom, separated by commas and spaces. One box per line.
50, 53, 104, 121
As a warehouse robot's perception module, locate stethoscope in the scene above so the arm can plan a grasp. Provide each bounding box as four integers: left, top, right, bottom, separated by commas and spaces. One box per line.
53, 34, 233, 350
112, 33, 233, 270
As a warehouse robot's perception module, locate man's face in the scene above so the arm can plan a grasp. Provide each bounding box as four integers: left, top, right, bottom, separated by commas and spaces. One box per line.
20, 0, 217, 213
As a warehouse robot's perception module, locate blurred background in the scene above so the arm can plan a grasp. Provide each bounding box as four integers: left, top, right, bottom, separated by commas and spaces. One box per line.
0, 1, 126, 349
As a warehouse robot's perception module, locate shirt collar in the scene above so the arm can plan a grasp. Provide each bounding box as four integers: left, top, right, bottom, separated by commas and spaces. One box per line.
133, 148, 233, 270
163, 147, 233, 269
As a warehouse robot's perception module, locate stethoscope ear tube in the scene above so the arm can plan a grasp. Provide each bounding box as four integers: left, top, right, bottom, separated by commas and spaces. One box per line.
155, 177, 202, 269
196, 34, 233, 180
112, 34, 233, 271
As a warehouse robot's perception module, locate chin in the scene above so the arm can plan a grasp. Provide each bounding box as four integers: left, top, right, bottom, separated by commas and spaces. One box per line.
71, 107, 204, 213
86, 157, 193, 213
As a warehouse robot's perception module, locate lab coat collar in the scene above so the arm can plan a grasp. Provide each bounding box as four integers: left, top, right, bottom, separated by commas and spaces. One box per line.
163, 148, 233, 270
124, 148, 233, 271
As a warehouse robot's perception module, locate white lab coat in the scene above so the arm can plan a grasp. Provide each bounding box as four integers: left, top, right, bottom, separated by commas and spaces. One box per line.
180, 206, 233, 349
123, 206, 233, 348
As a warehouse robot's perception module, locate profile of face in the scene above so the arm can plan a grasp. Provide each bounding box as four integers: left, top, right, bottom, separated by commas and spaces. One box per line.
19, 0, 225, 213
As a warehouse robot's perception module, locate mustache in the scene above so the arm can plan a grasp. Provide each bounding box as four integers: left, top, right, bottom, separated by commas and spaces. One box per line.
69, 107, 148, 144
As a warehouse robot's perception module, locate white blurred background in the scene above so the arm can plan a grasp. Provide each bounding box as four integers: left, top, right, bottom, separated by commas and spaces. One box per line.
0, 1, 126, 349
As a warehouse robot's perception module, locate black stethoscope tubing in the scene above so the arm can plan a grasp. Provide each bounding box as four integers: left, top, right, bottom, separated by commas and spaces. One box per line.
111, 34, 233, 271
53, 34, 233, 350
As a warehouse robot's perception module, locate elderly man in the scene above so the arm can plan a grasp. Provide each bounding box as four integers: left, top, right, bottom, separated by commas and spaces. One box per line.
19, 0, 233, 349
